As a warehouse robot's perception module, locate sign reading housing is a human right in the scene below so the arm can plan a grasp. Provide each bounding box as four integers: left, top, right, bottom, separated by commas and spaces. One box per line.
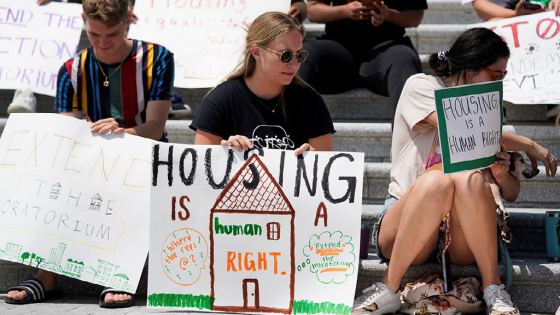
435, 81, 503, 174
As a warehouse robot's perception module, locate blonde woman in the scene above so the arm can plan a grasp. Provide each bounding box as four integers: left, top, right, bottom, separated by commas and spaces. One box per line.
190, 12, 334, 154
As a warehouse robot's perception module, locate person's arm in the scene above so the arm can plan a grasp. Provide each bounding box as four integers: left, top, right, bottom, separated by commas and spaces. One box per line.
88, 100, 169, 141
371, 1, 424, 28
289, 0, 307, 23
307, 0, 371, 23
472, 0, 544, 21
299, 133, 332, 155
502, 131, 557, 177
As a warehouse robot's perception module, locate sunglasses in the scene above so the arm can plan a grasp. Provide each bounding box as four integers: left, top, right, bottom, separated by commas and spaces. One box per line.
483, 67, 508, 81
260, 46, 309, 64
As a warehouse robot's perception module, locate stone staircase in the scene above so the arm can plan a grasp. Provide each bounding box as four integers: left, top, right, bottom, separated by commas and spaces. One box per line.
1, 0, 560, 313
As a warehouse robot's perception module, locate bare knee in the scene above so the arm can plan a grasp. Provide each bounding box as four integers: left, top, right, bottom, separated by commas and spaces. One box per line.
411, 171, 454, 211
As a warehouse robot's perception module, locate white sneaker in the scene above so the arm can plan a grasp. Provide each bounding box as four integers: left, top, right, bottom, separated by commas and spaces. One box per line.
483, 284, 519, 315
351, 282, 401, 315
8, 89, 36, 114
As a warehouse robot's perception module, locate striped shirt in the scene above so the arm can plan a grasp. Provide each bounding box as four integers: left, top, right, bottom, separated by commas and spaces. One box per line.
55, 40, 174, 141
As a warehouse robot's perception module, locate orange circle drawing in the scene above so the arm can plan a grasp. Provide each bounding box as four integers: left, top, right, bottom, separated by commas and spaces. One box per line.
161, 228, 208, 286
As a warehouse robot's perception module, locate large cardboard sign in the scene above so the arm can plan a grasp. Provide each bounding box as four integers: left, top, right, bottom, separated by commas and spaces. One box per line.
0, 114, 153, 293
478, 12, 560, 104
148, 144, 364, 314
0, 0, 82, 96
435, 81, 503, 174
128, 0, 290, 88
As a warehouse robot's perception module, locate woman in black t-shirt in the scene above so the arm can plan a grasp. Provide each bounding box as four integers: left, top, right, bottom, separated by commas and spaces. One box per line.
299, 0, 428, 124
190, 12, 335, 155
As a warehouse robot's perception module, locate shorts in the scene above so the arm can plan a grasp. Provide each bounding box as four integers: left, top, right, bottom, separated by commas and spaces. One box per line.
373, 194, 443, 264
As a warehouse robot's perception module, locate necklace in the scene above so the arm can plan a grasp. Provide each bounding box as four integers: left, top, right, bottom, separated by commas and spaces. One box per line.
256, 96, 280, 113
95, 54, 127, 87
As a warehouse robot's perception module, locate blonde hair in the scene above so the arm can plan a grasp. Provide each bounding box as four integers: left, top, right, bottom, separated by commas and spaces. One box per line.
226, 11, 307, 86
83, 0, 128, 27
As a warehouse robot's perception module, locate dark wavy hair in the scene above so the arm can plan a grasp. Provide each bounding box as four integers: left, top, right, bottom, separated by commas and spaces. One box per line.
429, 28, 510, 84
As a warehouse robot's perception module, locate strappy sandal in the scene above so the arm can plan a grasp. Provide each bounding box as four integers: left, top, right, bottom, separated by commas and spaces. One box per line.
99, 287, 135, 308
4, 278, 63, 304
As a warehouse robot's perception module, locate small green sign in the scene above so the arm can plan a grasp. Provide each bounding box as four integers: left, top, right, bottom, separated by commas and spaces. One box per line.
435, 81, 503, 174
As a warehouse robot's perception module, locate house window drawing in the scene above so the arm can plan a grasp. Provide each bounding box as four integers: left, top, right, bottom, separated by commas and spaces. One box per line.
5, 243, 23, 262
64, 259, 84, 279
210, 154, 295, 314
50, 183, 61, 199
111, 273, 130, 290
94, 260, 119, 286
267, 222, 281, 241
90, 193, 102, 211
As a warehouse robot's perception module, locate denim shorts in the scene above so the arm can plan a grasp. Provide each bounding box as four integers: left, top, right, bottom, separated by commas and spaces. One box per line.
373, 194, 442, 264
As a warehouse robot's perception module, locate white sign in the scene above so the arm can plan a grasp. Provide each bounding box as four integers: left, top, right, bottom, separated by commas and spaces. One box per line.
128, 0, 290, 88
478, 12, 560, 104
0, 114, 153, 293
148, 144, 364, 315
0, 0, 82, 96
435, 81, 503, 174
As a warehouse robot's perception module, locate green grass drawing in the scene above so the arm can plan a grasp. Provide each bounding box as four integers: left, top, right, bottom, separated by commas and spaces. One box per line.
293, 300, 352, 315
147, 293, 214, 310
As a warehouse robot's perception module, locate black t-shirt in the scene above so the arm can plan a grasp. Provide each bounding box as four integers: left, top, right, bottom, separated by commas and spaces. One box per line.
324, 0, 428, 51
190, 77, 335, 150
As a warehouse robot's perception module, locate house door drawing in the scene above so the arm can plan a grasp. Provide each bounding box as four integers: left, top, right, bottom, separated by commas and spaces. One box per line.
243, 279, 259, 309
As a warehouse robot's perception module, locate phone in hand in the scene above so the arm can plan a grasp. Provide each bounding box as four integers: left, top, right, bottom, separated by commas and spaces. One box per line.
522, 1, 544, 10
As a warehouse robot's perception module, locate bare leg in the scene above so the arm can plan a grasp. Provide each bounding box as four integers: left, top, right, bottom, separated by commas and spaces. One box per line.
378, 170, 455, 292
6, 269, 57, 301
448, 171, 501, 289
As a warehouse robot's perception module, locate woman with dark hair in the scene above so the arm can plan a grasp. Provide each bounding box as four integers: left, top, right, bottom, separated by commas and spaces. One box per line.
190, 12, 334, 154
352, 28, 557, 315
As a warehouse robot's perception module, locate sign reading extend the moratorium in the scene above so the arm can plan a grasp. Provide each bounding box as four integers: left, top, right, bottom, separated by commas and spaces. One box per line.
0, 114, 153, 293
148, 145, 365, 314
435, 81, 503, 174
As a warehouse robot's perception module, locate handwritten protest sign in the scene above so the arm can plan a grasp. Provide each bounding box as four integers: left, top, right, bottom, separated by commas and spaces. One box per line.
0, 114, 153, 293
148, 145, 364, 314
478, 12, 560, 104
0, 0, 82, 96
435, 81, 503, 174
128, 0, 290, 88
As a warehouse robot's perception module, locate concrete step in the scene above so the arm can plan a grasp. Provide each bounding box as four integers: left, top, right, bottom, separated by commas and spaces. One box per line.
361, 205, 552, 256
357, 255, 560, 313
1, 119, 558, 163
363, 163, 560, 205
422, 0, 479, 24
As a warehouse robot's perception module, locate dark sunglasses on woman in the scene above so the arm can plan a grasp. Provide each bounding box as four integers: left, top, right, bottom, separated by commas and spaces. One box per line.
260, 46, 309, 63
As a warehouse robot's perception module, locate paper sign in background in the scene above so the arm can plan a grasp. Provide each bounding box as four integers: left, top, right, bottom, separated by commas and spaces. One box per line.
435, 81, 503, 174
148, 145, 364, 314
478, 12, 560, 104
128, 0, 290, 88
0, 114, 153, 293
0, 0, 82, 96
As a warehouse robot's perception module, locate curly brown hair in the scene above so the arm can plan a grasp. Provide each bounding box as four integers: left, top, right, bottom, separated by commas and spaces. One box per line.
82, 0, 128, 27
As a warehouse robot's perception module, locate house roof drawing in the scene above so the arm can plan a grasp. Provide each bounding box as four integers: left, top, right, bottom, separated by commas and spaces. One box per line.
211, 154, 294, 214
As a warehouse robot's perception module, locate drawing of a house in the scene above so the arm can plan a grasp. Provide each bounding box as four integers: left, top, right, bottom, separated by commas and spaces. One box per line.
80, 266, 97, 283
5, 243, 23, 262
90, 194, 102, 211
94, 260, 119, 286
111, 273, 129, 290
210, 154, 295, 314
50, 183, 61, 199
41, 242, 66, 272
64, 260, 84, 279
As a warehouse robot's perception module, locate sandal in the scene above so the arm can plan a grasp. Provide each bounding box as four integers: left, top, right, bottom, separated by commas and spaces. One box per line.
99, 287, 135, 308
4, 278, 63, 304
